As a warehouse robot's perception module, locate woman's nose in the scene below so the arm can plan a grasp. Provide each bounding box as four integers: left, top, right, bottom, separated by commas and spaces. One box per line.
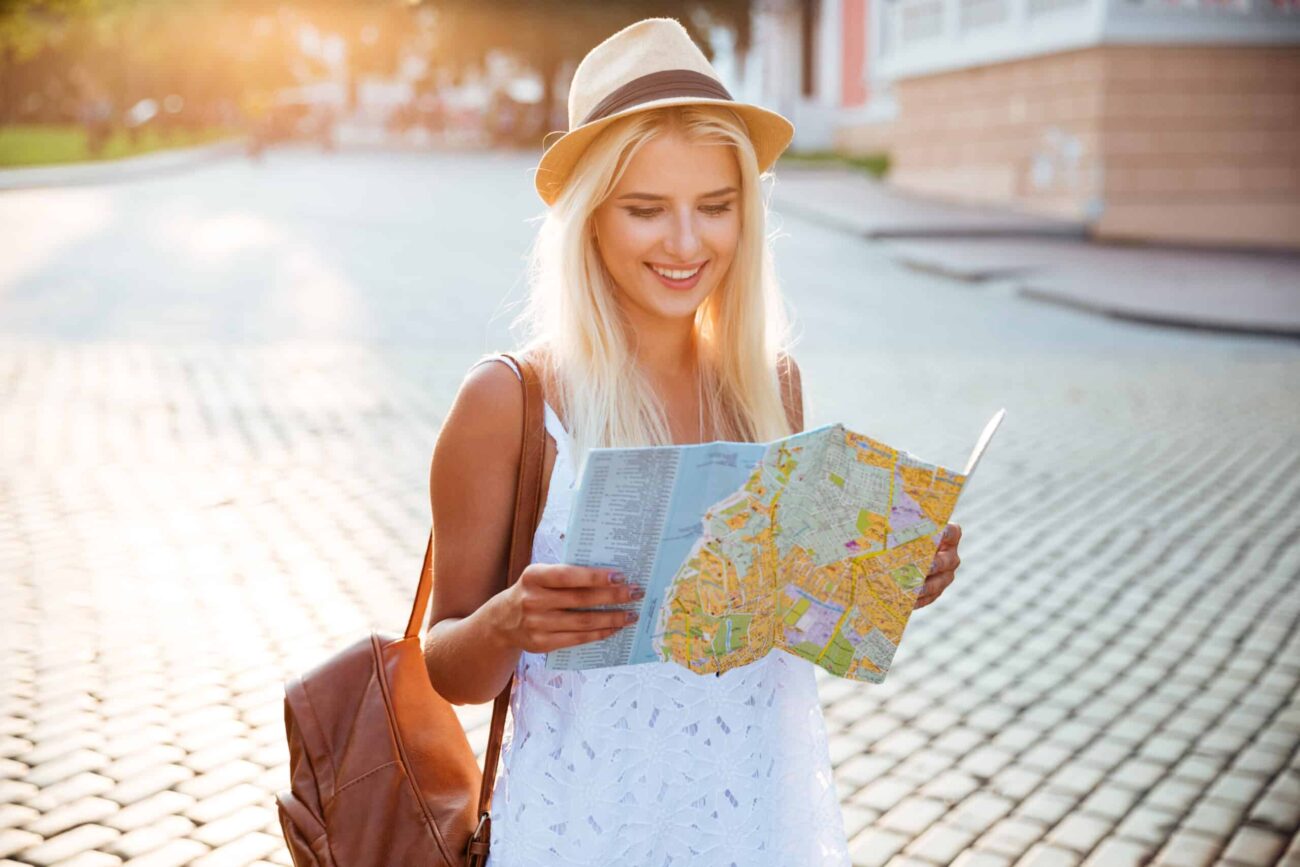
662, 209, 702, 260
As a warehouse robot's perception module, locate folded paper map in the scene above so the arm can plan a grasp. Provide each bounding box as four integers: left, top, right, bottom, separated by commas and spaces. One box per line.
545, 409, 1005, 681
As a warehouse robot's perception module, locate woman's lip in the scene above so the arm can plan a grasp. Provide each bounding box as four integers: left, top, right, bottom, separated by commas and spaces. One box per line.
645, 261, 707, 290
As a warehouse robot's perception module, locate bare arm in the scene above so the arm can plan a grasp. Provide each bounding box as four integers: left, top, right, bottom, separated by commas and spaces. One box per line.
422, 359, 639, 705
421, 360, 527, 705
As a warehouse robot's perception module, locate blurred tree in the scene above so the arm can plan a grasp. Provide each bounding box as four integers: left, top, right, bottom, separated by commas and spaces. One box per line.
420, 0, 754, 145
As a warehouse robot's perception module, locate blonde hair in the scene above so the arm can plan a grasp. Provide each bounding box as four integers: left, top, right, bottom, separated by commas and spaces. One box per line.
514, 103, 797, 475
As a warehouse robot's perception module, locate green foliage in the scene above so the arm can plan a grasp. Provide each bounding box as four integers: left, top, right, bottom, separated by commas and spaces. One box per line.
0, 121, 234, 165
780, 149, 891, 179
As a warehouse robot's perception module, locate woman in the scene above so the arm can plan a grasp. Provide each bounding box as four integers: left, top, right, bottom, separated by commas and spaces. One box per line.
424, 18, 963, 866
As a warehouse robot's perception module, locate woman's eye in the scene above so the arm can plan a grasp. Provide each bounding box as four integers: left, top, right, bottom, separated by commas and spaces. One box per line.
627, 204, 733, 219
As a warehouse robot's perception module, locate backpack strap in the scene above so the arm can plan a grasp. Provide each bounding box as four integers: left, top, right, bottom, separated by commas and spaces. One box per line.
474, 351, 546, 857
402, 350, 544, 861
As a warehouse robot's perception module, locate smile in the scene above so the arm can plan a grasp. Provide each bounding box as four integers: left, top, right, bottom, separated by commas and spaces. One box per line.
646, 261, 706, 290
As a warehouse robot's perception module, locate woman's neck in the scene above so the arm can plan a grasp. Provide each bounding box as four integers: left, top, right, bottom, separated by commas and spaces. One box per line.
625, 316, 698, 381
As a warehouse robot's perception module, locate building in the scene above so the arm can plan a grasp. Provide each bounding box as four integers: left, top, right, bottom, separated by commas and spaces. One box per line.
747, 0, 1300, 250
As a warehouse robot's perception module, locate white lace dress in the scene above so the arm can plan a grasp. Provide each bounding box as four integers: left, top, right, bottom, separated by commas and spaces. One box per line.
484, 356, 852, 867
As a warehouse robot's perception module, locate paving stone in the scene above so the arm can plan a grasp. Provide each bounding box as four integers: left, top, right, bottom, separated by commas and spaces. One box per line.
905, 822, 979, 863
0, 829, 43, 859
951, 851, 1014, 867
987, 765, 1043, 801
1203, 770, 1270, 808
1013, 792, 1078, 827
947, 792, 1016, 834
1109, 758, 1166, 790
1219, 825, 1288, 865
840, 803, 878, 839
25, 796, 120, 837
105, 816, 196, 861
920, 770, 982, 805
16, 824, 120, 866
1018, 743, 1074, 774
1044, 813, 1113, 853
849, 827, 910, 867
976, 816, 1046, 858
20, 732, 104, 766
190, 805, 274, 849
1151, 828, 1223, 867
1015, 841, 1086, 866
24, 750, 110, 789
99, 746, 187, 784
853, 776, 918, 813
1113, 805, 1180, 846
103, 791, 196, 833
837, 753, 899, 788
0, 804, 38, 831
1246, 768, 1300, 833
187, 831, 278, 867
183, 784, 270, 825
18, 773, 116, 815
174, 760, 263, 801
1142, 776, 1206, 814
1079, 837, 1157, 867
100, 765, 194, 807
118, 839, 210, 867
877, 796, 950, 836
47, 853, 122, 867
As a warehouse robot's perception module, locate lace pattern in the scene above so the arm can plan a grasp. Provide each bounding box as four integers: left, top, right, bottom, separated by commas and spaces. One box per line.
483, 357, 851, 866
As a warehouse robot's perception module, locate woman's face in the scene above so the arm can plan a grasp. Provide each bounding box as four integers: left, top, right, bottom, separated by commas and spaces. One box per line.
591, 129, 741, 327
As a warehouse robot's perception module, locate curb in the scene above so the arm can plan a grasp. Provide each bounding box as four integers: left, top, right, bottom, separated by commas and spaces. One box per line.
1015, 284, 1300, 340
0, 137, 246, 192
772, 197, 1087, 243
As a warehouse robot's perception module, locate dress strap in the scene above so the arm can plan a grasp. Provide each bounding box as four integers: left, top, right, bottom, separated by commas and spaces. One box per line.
471, 353, 522, 381
542, 402, 570, 444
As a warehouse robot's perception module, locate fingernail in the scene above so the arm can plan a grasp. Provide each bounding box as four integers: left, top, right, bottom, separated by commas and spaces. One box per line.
630, 585, 645, 599
609, 571, 627, 583
626, 610, 638, 622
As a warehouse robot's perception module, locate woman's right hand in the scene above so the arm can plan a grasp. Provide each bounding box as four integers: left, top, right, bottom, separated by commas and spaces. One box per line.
487, 563, 644, 654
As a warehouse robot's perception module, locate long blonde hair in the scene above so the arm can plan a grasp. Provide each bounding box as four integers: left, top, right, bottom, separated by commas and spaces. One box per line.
514, 103, 797, 474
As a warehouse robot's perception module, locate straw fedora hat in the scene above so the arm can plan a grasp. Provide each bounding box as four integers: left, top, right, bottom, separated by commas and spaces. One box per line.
533, 17, 795, 206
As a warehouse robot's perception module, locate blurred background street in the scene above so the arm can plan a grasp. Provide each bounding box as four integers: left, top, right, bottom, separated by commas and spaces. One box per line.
2, 1, 1300, 866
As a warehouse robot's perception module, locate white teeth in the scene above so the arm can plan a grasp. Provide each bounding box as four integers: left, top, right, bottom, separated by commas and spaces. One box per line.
650, 264, 702, 281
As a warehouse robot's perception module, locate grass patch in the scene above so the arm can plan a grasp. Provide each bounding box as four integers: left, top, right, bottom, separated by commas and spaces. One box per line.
779, 149, 890, 179
0, 124, 238, 168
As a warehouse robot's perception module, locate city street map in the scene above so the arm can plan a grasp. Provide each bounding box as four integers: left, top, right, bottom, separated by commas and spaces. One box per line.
545, 409, 1006, 682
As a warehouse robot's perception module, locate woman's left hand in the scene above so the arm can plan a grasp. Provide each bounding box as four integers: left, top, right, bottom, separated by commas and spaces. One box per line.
915, 523, 961, 610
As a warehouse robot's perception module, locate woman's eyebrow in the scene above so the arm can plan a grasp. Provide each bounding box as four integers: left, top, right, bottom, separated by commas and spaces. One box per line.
617, 186, 738, 201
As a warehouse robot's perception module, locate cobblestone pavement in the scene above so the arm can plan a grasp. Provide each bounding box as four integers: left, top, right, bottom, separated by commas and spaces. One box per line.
1, 149, 1298, 866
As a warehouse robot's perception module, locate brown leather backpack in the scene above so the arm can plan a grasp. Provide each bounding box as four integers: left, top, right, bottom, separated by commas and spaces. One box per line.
275, 352, 544, 866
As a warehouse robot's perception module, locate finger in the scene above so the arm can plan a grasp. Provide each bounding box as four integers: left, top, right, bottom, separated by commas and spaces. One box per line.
533, 564, 628, 589
544, 608, 638, 632
928, 550, 957, 576
921, 571, 955, 597
941, 523, 961, 548
543, 585, 641, 609
537, 626, 628, 652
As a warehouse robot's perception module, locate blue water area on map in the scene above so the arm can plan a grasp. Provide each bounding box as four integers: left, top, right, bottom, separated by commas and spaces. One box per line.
627, 439, 769, 664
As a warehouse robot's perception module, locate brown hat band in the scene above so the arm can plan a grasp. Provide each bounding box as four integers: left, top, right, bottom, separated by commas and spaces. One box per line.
579, 69, 734, 127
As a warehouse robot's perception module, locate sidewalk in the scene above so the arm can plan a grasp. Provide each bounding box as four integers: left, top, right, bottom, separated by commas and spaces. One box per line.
0, 138, 245, 192
771, 164, 1300, 337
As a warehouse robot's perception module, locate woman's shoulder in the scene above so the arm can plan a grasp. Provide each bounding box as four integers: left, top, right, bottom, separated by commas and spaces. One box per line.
452, 346, 555, 430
